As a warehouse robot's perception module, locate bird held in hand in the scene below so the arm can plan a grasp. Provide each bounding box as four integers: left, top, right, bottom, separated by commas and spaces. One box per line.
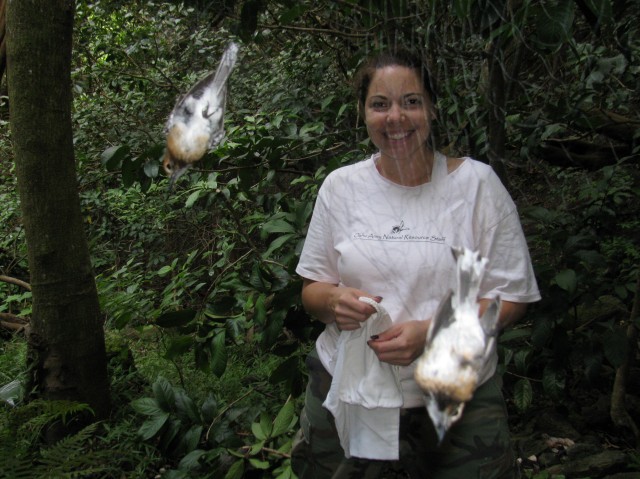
414, 247, 501, 443
162, 41, 239, 189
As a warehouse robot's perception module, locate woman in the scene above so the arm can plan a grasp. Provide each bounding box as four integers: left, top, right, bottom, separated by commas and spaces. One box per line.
292, 49, 540, 478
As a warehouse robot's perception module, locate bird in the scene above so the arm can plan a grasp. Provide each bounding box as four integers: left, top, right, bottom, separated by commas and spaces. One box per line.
162, 41, 239, 189
414, 247, 501, 443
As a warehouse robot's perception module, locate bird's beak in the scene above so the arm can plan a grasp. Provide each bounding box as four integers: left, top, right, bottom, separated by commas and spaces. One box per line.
435, 422, 448, 445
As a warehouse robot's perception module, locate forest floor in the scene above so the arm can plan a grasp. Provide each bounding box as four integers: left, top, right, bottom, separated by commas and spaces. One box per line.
507, 368, 640, 479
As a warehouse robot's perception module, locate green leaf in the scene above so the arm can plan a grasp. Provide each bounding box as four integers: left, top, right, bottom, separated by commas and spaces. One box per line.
542, 366, 565, 398
554, 269, 577, 294
513, 378, 533, 412
251, 421, 267, 441
101, 144, 130, 171
499, 328, 531, 343
185, 190, 201, 208
224, 459, 244, 479
180, 425, 203, 453
513, 349, 530, 375
254, 294, 267, 327
131, 397, 163, 416
262, 233, 295, 259
262, 218, 296, 234
152, 376, 176, 411
210, 331, 228, 378
249, 458, 271, 470
137, 412, 169, 440
272, 399, 295, 437
164, 335, 193, 360
534, 1, 575, 50
175, 389, 201, 423
178, 449, 206, 470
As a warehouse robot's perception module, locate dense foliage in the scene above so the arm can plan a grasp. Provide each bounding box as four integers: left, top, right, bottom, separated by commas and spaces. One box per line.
1, 0, 639, 477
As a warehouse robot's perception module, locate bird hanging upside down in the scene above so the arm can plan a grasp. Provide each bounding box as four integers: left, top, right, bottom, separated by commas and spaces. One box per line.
414, 247, 501, 443
162, 41, 239, 189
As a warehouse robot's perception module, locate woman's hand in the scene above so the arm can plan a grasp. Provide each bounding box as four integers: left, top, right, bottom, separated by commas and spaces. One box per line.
300, 279, 380, 330
328, 287, 381, 331
367, 319, 431, 366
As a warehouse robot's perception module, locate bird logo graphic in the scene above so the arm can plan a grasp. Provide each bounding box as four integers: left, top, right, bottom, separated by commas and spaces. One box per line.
414, 247, 501, 443
162, 41, 239, 189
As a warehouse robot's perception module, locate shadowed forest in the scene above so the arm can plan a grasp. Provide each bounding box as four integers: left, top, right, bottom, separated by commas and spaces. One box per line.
0, 1, 639, 478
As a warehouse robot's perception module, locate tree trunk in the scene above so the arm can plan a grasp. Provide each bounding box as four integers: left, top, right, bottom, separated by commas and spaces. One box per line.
6, 0, 110, 429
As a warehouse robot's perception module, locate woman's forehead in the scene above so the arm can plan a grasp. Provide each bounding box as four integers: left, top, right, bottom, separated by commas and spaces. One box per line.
368, 66, 425, 96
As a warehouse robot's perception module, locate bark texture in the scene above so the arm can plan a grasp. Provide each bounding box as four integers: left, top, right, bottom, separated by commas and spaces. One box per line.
6, 0, 110, 424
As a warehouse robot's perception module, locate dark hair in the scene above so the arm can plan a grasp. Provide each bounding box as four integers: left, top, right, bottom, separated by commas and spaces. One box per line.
353, 49, 437, 111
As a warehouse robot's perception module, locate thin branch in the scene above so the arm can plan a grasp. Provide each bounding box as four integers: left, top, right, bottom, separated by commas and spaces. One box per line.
0, 275, 31, 291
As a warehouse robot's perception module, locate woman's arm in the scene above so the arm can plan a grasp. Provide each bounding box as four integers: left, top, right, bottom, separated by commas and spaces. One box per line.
478, 299, 528, 330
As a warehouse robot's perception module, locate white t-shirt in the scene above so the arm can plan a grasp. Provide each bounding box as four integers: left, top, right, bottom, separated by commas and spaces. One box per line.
296, 151, 540, 408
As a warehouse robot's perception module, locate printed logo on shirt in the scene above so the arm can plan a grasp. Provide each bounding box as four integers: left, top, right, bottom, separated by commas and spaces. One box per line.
353, 220, 446, 244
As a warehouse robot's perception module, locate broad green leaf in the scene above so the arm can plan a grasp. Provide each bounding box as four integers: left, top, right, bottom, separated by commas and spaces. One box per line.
263, 233, 295, 259
180, 424, 203, 453
513, 379, 533, 412
513, 350, 530, 375
164, 335, 193, 360
251, 421, 267, 441
101, 144, 130, 171
152, 376, 176, 411
210, 332, 228, 378
554, 269, 577, 294
542, 366, 565, 398
272, 399, 295, 437
178, 449, 206, 470
175, 389, 201, 423
185, 190, 201, 208
499, 328, 531, 343
131, 397, 163, 416
249, 458, 270, 470
137, 412, 169, 440
262, 219, 296, 234
534, 1, 575, 49
260, 411, 273, 438
254, 294, 267, 327
224, 460, 244, 479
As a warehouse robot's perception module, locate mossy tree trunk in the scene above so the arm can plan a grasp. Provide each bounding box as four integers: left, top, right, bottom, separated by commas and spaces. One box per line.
6, 0, 110, 427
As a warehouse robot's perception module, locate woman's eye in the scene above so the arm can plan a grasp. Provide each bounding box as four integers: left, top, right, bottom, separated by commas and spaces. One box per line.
404, 97, 422, 107
371, 101, 387, 109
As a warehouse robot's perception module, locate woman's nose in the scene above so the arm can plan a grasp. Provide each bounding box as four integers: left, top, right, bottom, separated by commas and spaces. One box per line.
386, 103, 403, 123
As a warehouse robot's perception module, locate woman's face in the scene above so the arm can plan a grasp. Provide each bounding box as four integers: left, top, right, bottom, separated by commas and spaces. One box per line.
364, 66, 433, 163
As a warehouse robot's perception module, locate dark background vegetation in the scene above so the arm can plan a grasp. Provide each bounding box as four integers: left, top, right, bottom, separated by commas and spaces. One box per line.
0, 0, 638, 478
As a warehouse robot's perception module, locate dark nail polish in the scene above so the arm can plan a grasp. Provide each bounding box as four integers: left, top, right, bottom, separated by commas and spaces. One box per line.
370, 334, 379, 340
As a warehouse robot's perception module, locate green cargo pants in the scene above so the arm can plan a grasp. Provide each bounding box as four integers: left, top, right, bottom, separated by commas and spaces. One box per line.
291, 347, 517, 479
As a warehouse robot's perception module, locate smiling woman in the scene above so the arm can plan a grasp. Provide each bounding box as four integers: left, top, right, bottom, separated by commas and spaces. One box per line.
291, 48, 540, 478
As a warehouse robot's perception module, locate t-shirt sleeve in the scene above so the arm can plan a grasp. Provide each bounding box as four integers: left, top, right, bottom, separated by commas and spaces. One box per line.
295, 176, 341, 284
474, 168, 541, 303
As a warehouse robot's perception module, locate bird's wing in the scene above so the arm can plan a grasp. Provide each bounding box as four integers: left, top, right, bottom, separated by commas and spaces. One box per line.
185, 42, 239, 101
426, 289, 455, 344
167, 42, 239, 122
480, 296, 501, 337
